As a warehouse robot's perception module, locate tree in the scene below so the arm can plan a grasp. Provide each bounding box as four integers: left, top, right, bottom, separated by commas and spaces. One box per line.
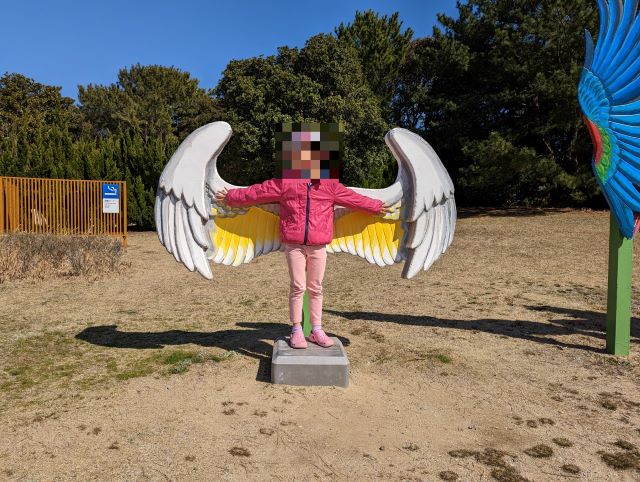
335, 10, 413, 119
77, 65, 217, 228
215, 34, 393, 188
0, 4, 608, 225
0, 73, 80, 136
78, 64, 221, 141
398, 0, 599, 206
0, 73, 84, 178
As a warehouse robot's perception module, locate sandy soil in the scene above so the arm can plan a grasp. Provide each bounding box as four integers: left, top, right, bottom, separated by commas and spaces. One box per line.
2, 209, 640, 481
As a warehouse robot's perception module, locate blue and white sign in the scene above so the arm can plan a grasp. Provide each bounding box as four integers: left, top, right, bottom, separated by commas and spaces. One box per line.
102, 183, 120, 214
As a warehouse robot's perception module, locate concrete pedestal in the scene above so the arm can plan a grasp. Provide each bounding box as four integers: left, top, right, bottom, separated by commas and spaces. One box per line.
271, 337, 349, 387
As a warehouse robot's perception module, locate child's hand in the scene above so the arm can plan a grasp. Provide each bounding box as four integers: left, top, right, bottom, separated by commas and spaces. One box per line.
379, 203, 394, 215
213, 187, 228, 204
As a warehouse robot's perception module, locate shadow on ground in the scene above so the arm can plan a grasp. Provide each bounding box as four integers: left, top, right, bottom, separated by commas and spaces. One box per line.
75, 322, 351, 382
457, 207, 577, 218
324, 305, 640, 353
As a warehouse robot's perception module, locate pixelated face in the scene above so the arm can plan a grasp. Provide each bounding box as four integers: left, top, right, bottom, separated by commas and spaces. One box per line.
275, 122, 343, 181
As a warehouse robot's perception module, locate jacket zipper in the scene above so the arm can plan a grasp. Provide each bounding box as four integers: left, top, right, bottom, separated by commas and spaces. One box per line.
303, 182, 312, 245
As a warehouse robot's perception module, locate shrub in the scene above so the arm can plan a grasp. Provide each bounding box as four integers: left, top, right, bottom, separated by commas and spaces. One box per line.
0, 233, 125, 282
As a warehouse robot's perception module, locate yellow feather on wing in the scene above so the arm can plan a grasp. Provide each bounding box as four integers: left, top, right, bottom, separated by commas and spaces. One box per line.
212, 219, 228, 264
381, 220, 399, 260
353, 217, 365, 258
330, 233, 341, 252
233, 234, 247, 266
243, 213, 256, 263
254, 213, 265, 256
338, 229, 349, 253
366, 223, 383, 266
331, 208, 404, 267
223, 232, 238, 265
209, 207, 280, 265
271, 213, 281, 251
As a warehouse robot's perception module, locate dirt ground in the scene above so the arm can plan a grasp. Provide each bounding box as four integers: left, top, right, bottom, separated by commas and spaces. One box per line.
2, 209, 640, 481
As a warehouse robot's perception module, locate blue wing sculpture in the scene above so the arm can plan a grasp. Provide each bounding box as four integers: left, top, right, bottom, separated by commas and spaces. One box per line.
579, 0, 640, 239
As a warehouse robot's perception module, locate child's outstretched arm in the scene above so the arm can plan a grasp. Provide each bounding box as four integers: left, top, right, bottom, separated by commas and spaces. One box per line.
332, 182, 390, 215
216, 178, 282, 207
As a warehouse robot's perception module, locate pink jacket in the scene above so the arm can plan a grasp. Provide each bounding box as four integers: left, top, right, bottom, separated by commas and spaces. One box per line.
225, 179, 383, 245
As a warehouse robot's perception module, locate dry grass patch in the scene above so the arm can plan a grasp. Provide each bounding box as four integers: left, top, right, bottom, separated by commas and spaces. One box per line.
0, 330, 235, 411
523, 444, 553, 458
438, 470, 459, 481
552, 437, 573, 447
490, 466, 530, 482
561, 464, 580, 474
448, 447, 513, 467
229, 447, 251, 457
599, 450, 640, 470
0, 233, 126, 283
448, 447, 527, 481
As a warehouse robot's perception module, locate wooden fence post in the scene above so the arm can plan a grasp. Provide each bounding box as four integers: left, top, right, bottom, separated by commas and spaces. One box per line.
0, 177, 4, 234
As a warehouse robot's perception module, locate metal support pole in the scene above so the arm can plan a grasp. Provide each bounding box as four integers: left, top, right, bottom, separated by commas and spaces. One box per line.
302, 291, 311, 337
606, 213, 633, 355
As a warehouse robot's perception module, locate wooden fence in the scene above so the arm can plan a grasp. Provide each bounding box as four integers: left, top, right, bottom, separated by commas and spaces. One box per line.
0, 176, 127, 246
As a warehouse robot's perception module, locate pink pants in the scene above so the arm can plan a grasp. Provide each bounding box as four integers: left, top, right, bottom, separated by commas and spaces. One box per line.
284, 243, 327, 326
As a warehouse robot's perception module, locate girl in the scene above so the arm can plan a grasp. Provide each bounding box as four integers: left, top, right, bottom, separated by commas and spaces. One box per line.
215, 125, 390, 349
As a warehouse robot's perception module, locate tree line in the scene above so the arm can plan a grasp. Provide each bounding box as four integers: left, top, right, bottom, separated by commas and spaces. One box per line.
0, 1, 602, 229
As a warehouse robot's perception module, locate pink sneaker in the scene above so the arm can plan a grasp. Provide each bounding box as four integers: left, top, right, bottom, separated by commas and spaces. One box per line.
308, 327, 334, 347
289, 327, 307, 349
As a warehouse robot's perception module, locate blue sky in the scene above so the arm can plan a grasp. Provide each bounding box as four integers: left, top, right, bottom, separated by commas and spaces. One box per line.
1, 1, 459, 101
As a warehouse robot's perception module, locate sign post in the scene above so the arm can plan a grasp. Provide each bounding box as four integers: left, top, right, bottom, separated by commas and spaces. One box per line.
102, 183, 120, 214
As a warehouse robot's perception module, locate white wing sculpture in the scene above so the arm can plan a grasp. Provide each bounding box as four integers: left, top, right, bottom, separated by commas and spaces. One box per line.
155, 121, 456, 280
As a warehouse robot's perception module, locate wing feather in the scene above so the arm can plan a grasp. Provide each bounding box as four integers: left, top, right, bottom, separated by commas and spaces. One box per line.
155, 191, 164, 245
331, 211, 401, 267
254, 215, 264, 257
161, 194, 171, 253
354, 225, 365, 258
368, 223, 385, 267
181, 205, 208, 274
377, 223, 394, 265
405, 211, 436, 279
233, 236, 247, 267
262, 216, 273, 254
328, 128, 455, 278
618, 157, 640, 181
579, 0, 640, 238
156, 120, 286, 279
346, 232, 357, 256
213, 224, 228, 264
223, 233, 238, 266
611, 176, 640, 211
406, 208, 428, 249
243, 215, 256, 263
361, 223, 375, 264
338, 232, 349, 253
384, 221, 399, 260
207, 207, 281, 266
167, 198, 181, 263
272, 216, 281, 252
188, 207, 209, 249
174, 203, 194, 271
385, 128, 455, 278
155, 122, 233, 279
424, 205, 444, 271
